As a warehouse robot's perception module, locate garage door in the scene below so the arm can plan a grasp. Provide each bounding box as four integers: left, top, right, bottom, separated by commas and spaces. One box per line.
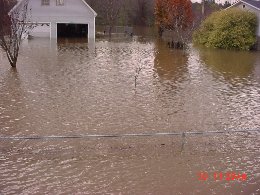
57, 23, 88, 38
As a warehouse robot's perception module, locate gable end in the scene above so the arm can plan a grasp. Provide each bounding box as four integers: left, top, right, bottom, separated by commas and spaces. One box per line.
9, 0, 97, 16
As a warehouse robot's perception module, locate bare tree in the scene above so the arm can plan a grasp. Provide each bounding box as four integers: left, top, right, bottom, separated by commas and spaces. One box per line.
86, 0, 123, 36
134, 65, 143, 88
132, 0, 148, 26
168, 16, 196, 50
0, 0, 34, 68
102, 0, 123, 36
85, 0, 155, 27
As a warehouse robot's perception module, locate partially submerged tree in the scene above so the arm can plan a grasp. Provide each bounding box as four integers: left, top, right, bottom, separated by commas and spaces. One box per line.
0, 0, 34, 68
154, 0, 194, 48
155, 0, 193, 36
154, 0, 167, 37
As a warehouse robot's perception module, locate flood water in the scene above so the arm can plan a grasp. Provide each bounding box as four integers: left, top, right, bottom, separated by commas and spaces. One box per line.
0, 35, 260, 194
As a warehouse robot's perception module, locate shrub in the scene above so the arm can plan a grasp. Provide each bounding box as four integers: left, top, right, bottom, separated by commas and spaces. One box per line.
193, 8, 258, 50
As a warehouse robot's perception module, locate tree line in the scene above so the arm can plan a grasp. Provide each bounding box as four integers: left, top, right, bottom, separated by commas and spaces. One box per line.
85, 0, 221, 40
85, 0, 156, 27
84, 0, 221, 27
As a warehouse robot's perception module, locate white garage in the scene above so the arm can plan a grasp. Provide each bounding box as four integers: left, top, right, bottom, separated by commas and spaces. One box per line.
11, 0, 97, 41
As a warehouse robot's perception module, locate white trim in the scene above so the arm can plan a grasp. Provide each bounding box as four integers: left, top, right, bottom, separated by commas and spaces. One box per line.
80, 0, 97, 17
56, 22, 58, 39
88, 23, 90, 40
50, 22, 52, 39
94, 17, 95, 42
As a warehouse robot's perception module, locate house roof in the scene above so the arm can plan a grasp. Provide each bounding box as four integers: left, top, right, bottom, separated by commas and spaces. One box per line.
229, 0, 260, 11
242, 0, 260, 10
80, 0, 97, 16
9, 0, 97, 16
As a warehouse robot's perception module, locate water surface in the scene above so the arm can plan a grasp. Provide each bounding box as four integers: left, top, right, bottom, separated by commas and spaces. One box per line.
0, 37, 259, 194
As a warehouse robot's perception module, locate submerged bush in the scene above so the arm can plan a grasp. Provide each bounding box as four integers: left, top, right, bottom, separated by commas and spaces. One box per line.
193, 8, 258, 50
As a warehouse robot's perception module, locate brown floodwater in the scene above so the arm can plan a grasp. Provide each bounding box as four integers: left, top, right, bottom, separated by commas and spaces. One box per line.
0, 36, 260, 194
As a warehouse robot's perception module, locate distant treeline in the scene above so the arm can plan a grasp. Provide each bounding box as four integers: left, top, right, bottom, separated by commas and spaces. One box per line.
85, 0, 223, 27
6, 0, 223, 28
85, 0, 155, 26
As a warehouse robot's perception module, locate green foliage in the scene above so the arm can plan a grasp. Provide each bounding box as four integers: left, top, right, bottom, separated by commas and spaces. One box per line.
193, 8, 258, 50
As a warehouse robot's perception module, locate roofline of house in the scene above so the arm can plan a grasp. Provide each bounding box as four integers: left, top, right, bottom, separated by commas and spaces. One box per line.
9, 0, 24, 15
9, 0, 98, 17
80, 0, 97, 17
226, 0, 260, 11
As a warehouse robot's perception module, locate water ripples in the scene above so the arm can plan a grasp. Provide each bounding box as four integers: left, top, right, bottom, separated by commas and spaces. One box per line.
0, 37, 260, 194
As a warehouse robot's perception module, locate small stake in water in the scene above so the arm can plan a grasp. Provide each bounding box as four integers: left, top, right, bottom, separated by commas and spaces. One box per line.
181, 132, 186, 152
134, 66, 143, 88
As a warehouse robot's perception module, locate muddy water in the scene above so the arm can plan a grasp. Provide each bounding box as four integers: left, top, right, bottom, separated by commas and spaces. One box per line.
0, 37, 260, 194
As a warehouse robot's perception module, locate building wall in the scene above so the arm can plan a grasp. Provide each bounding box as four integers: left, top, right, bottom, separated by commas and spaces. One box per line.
25, 0, 96, 40
233, 2, 260, 37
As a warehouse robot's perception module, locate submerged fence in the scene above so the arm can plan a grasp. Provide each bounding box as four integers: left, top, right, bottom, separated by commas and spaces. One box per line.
0, 129, 259, 141
103, 26, 133, 35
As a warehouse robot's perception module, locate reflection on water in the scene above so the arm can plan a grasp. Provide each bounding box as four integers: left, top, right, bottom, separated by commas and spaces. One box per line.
154, 39, 188, 80
0, 37, 260, 194
197, 46, 256, 80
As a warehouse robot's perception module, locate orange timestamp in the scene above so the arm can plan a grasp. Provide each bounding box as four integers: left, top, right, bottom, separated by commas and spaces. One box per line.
198, 171, 247, 181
